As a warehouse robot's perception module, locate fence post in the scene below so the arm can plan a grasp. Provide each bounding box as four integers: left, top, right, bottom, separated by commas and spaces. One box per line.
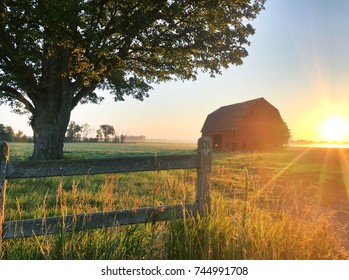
0, 141, 9, 244
196, 137, 212, 217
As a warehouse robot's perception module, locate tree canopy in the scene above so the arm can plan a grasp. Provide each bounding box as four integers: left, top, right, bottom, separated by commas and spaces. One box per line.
0, 0, 266, 159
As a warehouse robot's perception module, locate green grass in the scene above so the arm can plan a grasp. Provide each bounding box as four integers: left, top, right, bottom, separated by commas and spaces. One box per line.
7, 142, 197, 161
1, 143, 349, 259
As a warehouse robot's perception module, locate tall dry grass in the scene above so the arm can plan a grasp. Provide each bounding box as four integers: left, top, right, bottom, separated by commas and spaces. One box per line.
1, 147, 348, 259
166, 166, 349, 260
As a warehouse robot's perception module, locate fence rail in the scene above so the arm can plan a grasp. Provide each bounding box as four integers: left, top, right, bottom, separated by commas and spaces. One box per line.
6, 154, 199, 179
0, 137, 211, 240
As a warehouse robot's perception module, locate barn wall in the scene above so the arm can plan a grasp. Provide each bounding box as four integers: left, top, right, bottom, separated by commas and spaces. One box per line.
202, 131, 239, 152
238, 101, 285, 151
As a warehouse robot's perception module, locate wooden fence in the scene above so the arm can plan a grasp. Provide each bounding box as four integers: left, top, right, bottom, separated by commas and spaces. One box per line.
0, 137, 211, 240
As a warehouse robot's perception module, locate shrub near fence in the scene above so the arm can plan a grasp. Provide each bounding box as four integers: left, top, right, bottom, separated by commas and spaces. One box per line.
0, 137, 211, 241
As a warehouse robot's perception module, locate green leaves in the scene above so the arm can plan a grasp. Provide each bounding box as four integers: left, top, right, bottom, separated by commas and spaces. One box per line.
1, 0, 266, 108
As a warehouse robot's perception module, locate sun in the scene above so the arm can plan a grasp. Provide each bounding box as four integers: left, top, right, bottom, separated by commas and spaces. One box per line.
320, 117, 349, 141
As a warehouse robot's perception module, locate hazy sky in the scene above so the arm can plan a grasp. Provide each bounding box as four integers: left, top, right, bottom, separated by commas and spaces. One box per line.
1, 0, 349, 142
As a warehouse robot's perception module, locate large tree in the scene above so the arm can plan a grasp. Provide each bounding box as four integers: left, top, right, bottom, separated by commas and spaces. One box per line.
0, 0, 265, 160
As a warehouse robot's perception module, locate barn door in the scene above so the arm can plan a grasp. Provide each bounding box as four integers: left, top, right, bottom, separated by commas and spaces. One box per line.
212, 134, 222, 151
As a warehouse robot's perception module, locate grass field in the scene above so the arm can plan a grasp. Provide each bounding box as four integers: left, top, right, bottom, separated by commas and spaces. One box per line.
1, 142, 349, 259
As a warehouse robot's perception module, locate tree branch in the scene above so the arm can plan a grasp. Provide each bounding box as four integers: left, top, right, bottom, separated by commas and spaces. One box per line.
71, 82, 98, 109
0, 86, 35, 114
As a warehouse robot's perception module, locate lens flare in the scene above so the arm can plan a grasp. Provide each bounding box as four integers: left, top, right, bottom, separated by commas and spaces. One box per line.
320, 117, 349, 141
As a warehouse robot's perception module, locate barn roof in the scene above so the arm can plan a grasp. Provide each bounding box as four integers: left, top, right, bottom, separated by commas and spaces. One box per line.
201, 97, 270, 133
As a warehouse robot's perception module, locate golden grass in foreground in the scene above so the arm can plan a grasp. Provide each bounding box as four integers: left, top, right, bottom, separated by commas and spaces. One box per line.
1, 144, 348, 259
167, 167, 349, 260
2, 168, 348, 259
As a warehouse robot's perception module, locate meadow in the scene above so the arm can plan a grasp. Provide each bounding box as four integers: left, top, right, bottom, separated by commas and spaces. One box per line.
1, 142, 349, 259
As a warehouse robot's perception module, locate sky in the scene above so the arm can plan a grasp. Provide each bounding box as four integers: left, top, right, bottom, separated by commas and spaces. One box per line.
1, 0, 349, 143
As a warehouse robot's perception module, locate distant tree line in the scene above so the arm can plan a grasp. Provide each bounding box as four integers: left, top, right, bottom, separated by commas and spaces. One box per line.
0, 123, 31, 142
65, 121, 146, 143
0, 122, 146, 143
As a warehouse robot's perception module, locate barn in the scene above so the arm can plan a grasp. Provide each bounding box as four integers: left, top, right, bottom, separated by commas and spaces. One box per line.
201, 98, 288, 152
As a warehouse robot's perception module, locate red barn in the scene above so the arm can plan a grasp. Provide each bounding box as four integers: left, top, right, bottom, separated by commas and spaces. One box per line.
201, 98, 288, 152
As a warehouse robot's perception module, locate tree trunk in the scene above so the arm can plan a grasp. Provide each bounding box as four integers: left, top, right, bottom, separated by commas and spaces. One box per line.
24, 45, 99, 160
28, 46, 76, 160
29, 76, 96, 160
31, 103, 71, 160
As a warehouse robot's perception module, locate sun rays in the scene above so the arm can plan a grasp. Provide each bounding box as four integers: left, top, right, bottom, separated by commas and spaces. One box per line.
253, 146, 349, 204
254, 147, 312, 198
